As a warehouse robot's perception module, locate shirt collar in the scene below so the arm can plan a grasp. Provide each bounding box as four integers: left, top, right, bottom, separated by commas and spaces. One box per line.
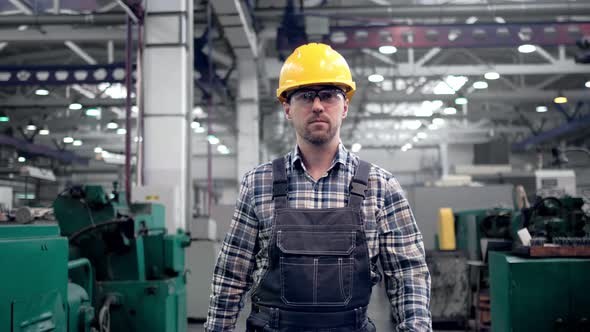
290, 142, 350, 172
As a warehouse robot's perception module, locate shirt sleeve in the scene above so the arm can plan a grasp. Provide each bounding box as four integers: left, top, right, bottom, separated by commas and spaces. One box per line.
377, 176, 432, 331
204, 172, 259, 331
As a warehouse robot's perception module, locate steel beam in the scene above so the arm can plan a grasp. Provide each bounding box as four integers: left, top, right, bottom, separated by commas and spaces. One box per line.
363, 89, 590, 103
0, 63, 126, 86
266, 58, 590, 78
277, 23, 590, 50
0, 26, 126, 41
512, 113, 590, 151
255, 3, 590, 19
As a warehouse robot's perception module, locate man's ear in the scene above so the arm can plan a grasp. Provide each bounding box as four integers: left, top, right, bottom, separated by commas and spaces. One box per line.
342, 98, 349, 119
283, 102, 292, 120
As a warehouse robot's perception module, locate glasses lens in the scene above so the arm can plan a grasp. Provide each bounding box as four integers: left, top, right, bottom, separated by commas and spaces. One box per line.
290, 88, 344, 104
318, 90, 341, 103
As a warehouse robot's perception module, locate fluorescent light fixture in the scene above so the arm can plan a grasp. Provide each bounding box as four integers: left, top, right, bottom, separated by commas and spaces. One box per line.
412, 136, 419, 142
39, 127, 49, 135
417, 132, 427, 139
465, 16, 478, 24
132, 106, 138, 113
217, 145, 230, 154
0, 114, 8, 122
428, 123, 438, 130
473, 81, 488, 89
73, 140, 83, 146
194, 126, 205, 133
351, 143, 362, 152
26, 122, 37, 131
368, 74, 384, 83
69, 103, 83, 110
35, 88, 49, 96
536, 106, 548, 113
18, 156, 26, 162
433, 118, 445, 126
378, 46, 397, 54
85, 108, 101, 117
585, 81, 590, 88
98, 82, 127, 99
554, 96, 567, 104
484, 72, 500, 80
94, 147, 103, 153
455, 97, 468, 105
191, 121, 201, 129
107, 121, 118, 129
116, 128, 127, 135
443, 107, 457, 115
193, 106, 205, 117
415, 108, 433, 117
406, 120, 422, 130
401, 143, 413, 152
207, 135, 220, 145
518, 44, 536, 53
63, 136, 74, 143
494, 16, 506, 24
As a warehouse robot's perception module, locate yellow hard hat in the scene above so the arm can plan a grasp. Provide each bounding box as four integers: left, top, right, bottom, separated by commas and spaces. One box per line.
276, 43, 356, 103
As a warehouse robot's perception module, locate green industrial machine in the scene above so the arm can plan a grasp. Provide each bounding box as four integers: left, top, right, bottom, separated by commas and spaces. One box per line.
489, 251, 590, 332
1, 184, 190, 331
451, 195, 590, 331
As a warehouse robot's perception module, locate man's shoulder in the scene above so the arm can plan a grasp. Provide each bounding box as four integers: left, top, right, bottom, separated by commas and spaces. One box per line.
353, 157, 394, 184
241, 160, 275, 183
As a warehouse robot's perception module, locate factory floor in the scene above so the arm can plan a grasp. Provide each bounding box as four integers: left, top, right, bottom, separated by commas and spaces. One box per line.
188, 282, 431, 331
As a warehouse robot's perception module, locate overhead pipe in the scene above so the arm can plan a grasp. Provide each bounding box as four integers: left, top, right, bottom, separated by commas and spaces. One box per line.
124, 15, 133, 204
0, 10, 206, 26
254, 3, 590, 19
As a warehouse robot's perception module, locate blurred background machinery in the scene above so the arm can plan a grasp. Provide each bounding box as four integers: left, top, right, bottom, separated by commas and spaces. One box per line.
0, 184, 190, 331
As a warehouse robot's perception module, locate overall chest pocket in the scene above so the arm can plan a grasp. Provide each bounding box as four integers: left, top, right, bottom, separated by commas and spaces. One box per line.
277, 230, 356, 306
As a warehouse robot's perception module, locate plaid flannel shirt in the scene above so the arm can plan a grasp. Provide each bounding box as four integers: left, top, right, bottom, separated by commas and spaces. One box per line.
205, 144, 431, 331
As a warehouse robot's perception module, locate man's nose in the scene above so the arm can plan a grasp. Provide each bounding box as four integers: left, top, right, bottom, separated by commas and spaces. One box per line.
311, 96, 324, 112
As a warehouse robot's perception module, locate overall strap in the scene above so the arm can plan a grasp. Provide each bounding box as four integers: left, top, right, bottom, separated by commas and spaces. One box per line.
348, 160, 371, 209
272, 157, 288, 209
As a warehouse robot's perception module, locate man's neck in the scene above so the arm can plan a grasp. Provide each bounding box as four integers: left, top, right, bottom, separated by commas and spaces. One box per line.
297, 138, 339, 180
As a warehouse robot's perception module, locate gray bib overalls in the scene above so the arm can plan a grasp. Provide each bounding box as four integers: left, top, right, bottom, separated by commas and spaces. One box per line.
246, 158, 376, 332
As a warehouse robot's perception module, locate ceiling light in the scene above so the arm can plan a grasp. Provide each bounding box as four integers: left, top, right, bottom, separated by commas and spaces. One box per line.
194, 126, 205, 133
406, 120, 422, 130
585, 81, 590, 88
554, 96, 567, 104
378, 46, 397, 54
0, 112, 8, 122
18, 156, 25, 163
63, 136, 74, 144
484, 72, 500, 80
26, 121, 36, 131
412, 136, 419, 142
443, 107, 457, 115
207, 135, 220, 145
417, 132, 427, 139
433, 118, 445, 126
73, 140, 83, 146
351, 143, 362, 152
94, 147, 103, 153
116, 128, 127, 135
518, 44, 536, 53
428, 123, 438, 130
107, 121, 118, 129
473, 81, 488, 89
191, 120, 201, 129
465, 16, 478, 24
85, 108, 101, 117
455, 97, 468, 105
368, 74, 384, 83
494, 16, 506, 24
536, 106, 548, 113
217, 145, 230, 154
39, 126, 49, 135
132, 106, 138, 113
35, 88, 49, 96
69, 103, 83, 110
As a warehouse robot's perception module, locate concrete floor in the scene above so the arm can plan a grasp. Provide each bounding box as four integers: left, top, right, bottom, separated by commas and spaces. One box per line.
188, 282, 398, 331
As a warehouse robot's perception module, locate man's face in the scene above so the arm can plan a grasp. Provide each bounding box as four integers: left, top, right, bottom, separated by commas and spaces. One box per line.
283, 85, 349, 146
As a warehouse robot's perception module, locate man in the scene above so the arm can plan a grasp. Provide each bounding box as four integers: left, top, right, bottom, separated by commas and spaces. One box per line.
205, 43, 431, 332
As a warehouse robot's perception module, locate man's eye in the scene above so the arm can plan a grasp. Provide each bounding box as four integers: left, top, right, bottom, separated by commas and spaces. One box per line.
302, 92, 316, 100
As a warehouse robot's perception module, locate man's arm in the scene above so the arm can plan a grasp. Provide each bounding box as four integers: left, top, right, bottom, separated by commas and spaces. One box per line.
204, 173, 259, 331
378, 177, 432, 331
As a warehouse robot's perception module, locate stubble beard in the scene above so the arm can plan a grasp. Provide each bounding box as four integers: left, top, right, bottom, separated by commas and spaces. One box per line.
301, 123, 339, 146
